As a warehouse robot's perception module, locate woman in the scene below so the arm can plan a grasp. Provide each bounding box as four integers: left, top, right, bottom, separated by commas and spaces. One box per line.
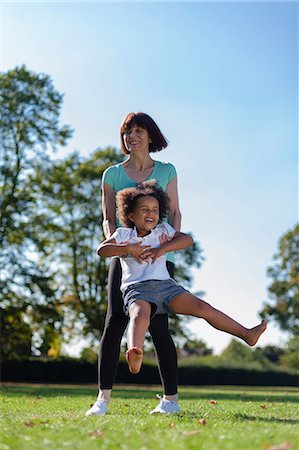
86, 112, 182, 416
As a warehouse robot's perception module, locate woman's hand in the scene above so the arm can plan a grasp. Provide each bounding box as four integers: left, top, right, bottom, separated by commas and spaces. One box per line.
141, 247, 166, 264
159, 233, 173, 245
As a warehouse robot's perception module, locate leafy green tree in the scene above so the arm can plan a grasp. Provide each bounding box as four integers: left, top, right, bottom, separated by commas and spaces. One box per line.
0, 65, 72, 357
29, 148, 122, 343
260, 223, 299, 336
219, 339, 271, 368
220, 339, 254, 363
0, 65, 72, 246
0, 61, 205, 358
31, 147, 205, 347
0, 306, 32, 359
80, 347, 98, 364
166, 239, 204, 341
279, 334, 299, 370
180, 338, 213, 357
258, 344, 285, 364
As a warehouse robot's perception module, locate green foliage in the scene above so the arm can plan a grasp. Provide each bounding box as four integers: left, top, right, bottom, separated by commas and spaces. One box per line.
0, 64, 72, 247
0, 306, 32, 359
257, 344, 286, 364
279, 334, 299, 370
0, 65, 72, 356
167, 237, 205, 341
80, 347, 98, 364
179, 338, 213, 357
29, 148, 122, 341
218, 339, 273, 370
0, 65, 205, 357
174, 237, 204, 287
260, 223, 299, 336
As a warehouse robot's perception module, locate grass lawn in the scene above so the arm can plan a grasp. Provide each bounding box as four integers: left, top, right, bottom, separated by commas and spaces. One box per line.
1, 384, 298, 450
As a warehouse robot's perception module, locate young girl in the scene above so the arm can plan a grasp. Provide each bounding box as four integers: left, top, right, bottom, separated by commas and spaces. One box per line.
97, 181, 267, 375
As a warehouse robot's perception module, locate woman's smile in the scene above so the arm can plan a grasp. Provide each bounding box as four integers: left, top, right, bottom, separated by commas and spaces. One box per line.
124, 125, 152, 152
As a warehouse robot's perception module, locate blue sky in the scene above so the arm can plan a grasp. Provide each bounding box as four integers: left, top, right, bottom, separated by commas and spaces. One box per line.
1, 1, 298, 354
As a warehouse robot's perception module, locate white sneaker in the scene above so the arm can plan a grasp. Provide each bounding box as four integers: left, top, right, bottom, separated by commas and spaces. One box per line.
85, 399, 108, 416
150, 398, 180, 414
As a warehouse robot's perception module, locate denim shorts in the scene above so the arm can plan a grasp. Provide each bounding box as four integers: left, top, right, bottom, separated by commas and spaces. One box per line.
122, 279, 187, 317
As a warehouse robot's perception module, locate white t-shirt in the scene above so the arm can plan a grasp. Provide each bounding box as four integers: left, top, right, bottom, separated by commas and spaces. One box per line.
111, 223, 176, 290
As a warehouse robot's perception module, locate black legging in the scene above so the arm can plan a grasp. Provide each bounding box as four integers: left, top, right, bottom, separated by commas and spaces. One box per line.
98, 257, 178, 395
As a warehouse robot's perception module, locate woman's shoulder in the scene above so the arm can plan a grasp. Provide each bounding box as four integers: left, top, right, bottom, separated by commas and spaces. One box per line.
102, 162, 125, 185
155, 160, 176, 171
154, 161, 177, 182
103, 162, 124, 175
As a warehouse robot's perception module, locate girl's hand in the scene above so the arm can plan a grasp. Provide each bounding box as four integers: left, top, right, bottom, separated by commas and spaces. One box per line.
126, 242, 152, 263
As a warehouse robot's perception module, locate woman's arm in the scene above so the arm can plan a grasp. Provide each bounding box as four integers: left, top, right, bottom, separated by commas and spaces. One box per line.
161, 231, 193, 253
143, 231, 193, 263
166, 176, 182, 231
102, 183, 117, 239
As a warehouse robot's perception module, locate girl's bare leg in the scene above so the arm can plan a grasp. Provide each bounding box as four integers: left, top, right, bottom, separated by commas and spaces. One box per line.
169, 292, 267, 346
126, 300, 151, 374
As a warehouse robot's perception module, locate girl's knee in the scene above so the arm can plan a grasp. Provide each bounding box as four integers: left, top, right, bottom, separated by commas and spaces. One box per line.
129, 301, 151, 324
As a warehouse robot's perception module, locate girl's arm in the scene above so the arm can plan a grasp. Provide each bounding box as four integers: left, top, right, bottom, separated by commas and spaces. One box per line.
97, 237, 128, 258
102, 183, 117, 239
143, 231, 193, 263
166, 176, 182, 231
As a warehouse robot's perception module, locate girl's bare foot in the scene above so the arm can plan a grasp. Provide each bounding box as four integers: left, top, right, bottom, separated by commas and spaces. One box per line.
126, 347, 143, 374
245, 319, 267, 346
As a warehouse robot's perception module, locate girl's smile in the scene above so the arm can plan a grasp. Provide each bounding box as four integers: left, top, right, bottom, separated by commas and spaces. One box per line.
128, 196, 159, 236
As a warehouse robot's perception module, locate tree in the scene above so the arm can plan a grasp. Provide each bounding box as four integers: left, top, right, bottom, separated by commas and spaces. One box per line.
219, 339, 270, 368
259, 223, 299, 336
179, 338, 213, 357
0, 306, 32, 359
0, 65, 72, 357
30, 147, 205, 347
29, 148, 122, 344
258, 344, 285, 364
0, 65, 205, 356
166, 241, 204, 341
0, 65, 72, 246
279, 334, 299, 370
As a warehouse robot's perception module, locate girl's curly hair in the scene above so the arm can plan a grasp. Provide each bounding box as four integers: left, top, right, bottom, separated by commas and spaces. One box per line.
116, 180, 169, 228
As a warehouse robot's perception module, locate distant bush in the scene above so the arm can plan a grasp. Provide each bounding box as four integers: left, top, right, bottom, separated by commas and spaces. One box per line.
1, 357, 298, 386
177, 354, 287, 372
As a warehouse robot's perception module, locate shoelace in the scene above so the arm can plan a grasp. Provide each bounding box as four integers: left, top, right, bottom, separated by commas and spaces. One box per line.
155, 394, 176, 404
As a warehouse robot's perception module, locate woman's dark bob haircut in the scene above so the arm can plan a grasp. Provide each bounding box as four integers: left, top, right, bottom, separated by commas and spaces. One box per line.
120, 112, 168, 155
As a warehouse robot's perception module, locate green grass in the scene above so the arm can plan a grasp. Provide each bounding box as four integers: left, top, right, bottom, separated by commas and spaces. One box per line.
1, 384, 298, 450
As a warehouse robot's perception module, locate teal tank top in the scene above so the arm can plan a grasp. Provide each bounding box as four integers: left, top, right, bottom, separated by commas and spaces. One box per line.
102, 160, 177, 263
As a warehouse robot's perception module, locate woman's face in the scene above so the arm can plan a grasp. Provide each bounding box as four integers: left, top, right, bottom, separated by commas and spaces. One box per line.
123, 125, 152, 154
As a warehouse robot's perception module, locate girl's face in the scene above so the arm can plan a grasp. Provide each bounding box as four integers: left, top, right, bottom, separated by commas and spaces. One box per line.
128, 195, 159, 236
123, 125, 152, 154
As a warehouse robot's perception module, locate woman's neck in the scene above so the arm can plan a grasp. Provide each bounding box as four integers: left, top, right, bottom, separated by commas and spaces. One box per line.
125, 153, 154, 172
